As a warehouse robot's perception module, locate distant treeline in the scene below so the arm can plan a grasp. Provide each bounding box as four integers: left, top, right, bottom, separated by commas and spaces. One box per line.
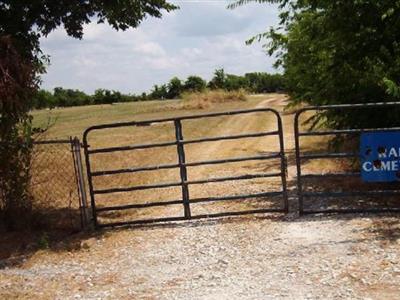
32, 69, 285, 109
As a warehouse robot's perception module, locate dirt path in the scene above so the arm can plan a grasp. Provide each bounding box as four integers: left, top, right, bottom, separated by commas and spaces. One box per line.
1, 95, 400, 299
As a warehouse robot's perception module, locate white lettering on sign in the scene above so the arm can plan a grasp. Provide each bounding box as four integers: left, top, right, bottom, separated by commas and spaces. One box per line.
363, 160, 400, 172
362, 162, 372, 172
389, 148, 399, 158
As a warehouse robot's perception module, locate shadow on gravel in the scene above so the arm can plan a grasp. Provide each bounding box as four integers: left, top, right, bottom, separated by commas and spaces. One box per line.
0, 228, 106, 269
0, 207, 103, 269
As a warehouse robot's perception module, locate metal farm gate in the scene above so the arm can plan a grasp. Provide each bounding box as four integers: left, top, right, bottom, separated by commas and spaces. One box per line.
83, 108, 288, 228
294, 102, 400, 214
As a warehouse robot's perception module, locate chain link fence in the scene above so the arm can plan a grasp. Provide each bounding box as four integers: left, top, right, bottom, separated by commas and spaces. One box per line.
31, 138, 88, 230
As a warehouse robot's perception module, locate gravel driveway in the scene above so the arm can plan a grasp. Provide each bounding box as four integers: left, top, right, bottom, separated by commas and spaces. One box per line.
1, 96, 399, 299
1, 214, 400, 299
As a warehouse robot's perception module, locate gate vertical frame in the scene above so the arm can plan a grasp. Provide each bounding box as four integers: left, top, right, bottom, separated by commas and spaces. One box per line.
71, 137, 89, 228
174, 119, 191, 218
277, 113, 289, 212
82, 132, 98, 229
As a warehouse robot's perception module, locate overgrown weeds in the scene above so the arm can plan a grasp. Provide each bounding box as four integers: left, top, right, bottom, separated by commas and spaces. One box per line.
181, 89, 247, 109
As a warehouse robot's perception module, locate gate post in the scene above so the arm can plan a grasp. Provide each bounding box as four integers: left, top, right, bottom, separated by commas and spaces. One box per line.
277, 115, 289, 213
82, 130, 98, 229
294, 112, 304, 215
174, 119, 191, 219
71, 137, 90, 228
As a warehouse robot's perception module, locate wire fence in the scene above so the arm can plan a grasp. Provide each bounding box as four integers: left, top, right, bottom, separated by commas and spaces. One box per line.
31, 138, 88, 230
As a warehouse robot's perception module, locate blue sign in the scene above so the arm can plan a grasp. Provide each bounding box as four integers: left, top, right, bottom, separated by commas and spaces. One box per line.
360, 131, 400, 182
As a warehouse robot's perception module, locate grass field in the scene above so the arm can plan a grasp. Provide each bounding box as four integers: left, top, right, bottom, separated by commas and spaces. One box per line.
32, 94, 271, 139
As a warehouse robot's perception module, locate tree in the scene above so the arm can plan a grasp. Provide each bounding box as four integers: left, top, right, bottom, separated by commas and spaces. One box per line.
32, 90, 55, 109
230, 0, 400, 129
167, 77, 183, 99
0, 36, 38, 230
224, 74, 249, 91
184, 75, 207, 92
0, 0, 177, 229
208, 68, 226, 89
149, 84, 168, 99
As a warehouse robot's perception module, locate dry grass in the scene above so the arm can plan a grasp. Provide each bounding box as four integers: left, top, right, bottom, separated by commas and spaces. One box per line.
31, 94, 267, 139
181, 89, 247, 109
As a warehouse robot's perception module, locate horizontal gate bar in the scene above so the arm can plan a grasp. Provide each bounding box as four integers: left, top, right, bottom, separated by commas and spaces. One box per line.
92, 163, 180, 176
83, 108, 280, 133
89, 131, 279, 154
190, 191, 283, 204
300, 152, 358, 159
94, 173, 283, 195
89, 141, 177, 154
94, 181, 182, 194
97, 208, 285, 228
96, 199, 184, 212
185, 173, 282, 185
91, 153, 281, 177
184, 153, 281, 167
302, 190, 400, 198
298, 127, 400, 136
95, 190, 283, 213
301, 172, 361, 178
181, 131, 279, 145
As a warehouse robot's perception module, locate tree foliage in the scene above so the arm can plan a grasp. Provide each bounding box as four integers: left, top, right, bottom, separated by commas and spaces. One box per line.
0, 36, 37, 230
184, 76, 207, 93
231, 0, 400, 129
0, 0, 177, 230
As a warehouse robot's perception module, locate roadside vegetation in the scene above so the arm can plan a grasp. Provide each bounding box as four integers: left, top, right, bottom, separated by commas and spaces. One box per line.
31, 70, 284, 109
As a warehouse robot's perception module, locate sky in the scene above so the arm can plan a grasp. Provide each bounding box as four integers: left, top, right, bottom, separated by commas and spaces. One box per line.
39, 0, 279, 94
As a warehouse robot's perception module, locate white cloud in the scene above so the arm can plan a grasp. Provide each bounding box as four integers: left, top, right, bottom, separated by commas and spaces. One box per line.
40, 0, 279, 93
134, 42, 166, 56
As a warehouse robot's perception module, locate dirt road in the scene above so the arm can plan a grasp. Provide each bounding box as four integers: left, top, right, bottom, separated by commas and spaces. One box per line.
1, 95, 400, 299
